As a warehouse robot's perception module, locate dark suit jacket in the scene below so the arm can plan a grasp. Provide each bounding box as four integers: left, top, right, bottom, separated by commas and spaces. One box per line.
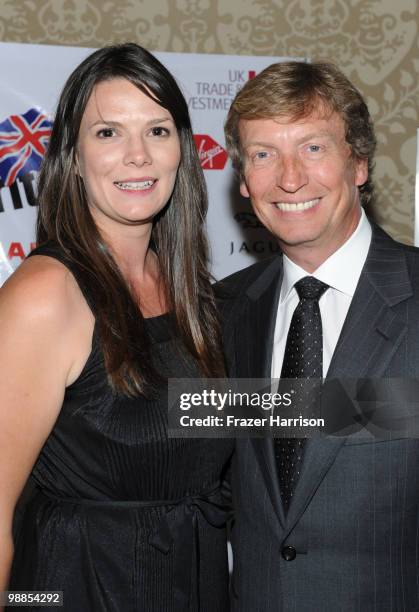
217, 225, 419, 612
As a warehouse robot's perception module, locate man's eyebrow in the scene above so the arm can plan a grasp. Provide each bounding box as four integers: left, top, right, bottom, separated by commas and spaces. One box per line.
243, 131, 337, 148
242, 140, 276, 148
295, 131, 337, 143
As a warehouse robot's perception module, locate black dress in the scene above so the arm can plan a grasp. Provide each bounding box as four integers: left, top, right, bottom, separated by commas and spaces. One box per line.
9, 245, 233, 612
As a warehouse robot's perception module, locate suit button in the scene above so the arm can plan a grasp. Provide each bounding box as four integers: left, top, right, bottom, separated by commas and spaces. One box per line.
281, 545, 297, 561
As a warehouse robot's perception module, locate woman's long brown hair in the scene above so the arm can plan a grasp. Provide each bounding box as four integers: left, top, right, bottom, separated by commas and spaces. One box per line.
37, 43, 225, 396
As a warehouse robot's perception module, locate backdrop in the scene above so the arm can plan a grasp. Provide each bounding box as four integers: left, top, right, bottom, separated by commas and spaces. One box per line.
0, 41, 300, 285
1, 0, 417, 247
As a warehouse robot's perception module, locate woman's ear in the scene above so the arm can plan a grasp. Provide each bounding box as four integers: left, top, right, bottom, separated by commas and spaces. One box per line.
74, 149, 82, 178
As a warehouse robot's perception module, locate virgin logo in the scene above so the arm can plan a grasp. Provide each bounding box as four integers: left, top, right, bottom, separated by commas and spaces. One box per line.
194, 135, 228, 170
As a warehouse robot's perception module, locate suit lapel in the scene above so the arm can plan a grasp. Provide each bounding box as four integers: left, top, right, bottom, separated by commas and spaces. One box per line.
233, 256, 283, 379
231, 256, 287, 526
251, 433, 286, 527
283, 225, 412, 533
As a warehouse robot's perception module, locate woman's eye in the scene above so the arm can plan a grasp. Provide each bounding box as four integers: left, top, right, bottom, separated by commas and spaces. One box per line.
151, 126, 170, 137
97, 127, 115, 138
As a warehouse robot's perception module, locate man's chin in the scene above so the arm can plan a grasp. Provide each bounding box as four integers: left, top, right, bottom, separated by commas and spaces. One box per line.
276, 232, 321, 250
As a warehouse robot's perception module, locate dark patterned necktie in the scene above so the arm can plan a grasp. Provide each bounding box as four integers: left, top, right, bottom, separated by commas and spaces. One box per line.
274, 276, 329, 512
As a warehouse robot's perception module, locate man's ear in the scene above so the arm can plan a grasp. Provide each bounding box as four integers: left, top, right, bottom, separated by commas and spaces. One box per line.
240, 179, 250, 198
355, 158, 368, 187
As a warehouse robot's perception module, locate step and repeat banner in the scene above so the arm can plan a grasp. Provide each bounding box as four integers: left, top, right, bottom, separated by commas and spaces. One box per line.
0, 42, 302, 285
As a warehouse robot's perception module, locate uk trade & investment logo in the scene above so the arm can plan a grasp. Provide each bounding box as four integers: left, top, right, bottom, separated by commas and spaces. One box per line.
0, 108, 51, 187
194, 134, 228, 170
0, 108, 51, 188
188, 69, 257, 111
0, 108, 52, 261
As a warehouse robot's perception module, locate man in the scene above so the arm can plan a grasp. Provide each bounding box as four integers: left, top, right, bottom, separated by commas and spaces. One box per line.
219, 61, 419, 611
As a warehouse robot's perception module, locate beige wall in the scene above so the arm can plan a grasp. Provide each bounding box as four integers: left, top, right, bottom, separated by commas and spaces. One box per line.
1, 0, 418, 243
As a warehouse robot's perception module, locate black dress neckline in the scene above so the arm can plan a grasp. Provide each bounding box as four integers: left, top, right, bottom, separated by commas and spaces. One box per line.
144, 312, 173, 343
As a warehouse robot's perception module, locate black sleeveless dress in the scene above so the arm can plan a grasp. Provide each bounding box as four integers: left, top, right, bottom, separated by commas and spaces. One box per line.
9, 244, 233, 612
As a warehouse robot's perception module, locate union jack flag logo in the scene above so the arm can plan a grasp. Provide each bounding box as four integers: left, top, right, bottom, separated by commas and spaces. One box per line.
0, 108, 52, 187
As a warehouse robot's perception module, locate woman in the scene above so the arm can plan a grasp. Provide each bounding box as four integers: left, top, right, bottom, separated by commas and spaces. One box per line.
0, 43, 233, 611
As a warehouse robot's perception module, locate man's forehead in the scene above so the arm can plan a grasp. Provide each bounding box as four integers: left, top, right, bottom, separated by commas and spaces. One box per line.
238, 110, 345, 142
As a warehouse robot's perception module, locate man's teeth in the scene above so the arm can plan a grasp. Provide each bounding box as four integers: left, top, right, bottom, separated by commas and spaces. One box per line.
114, 180, 155, 190
275, 198, 319, 211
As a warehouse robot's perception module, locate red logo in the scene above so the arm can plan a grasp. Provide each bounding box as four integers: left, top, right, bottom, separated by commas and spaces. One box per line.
248, 71, 256, 80
194, 135, 228, 170
7, 242, 37, 260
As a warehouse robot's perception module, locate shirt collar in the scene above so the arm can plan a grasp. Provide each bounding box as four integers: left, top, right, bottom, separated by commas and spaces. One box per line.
280, 209, 372, 303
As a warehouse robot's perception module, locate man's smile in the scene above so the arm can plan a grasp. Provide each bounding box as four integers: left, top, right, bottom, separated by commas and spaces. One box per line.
274, 198, 321, 212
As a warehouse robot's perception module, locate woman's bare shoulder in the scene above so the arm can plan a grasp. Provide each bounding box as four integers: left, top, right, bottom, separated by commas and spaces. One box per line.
0, 254, 91, 327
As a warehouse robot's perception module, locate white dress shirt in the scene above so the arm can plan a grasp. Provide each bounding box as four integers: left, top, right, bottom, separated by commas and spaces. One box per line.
271, 210, 372, 379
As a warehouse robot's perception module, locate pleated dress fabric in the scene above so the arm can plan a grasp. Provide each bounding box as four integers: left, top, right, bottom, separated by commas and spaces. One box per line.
9, 244, 234, 612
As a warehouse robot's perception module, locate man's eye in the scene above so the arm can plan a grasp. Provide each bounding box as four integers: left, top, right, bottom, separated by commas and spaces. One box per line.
151, 126, 170, 136
253, 151, 269, 161
307, 144, 321, 153
97, 128, 115, 138
250, 150, 276, 165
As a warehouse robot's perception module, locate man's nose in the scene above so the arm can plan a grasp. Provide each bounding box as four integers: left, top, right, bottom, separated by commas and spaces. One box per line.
276, 154, 308, 192
123, 136, 152, 166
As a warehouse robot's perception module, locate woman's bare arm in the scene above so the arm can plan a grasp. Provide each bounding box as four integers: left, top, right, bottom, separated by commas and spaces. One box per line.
0, 257, 93, 603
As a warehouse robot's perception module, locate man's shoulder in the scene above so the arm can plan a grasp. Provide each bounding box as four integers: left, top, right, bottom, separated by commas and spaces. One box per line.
368, 225, 419, 304
214, 255, 280, 300
372, 223, 419, 266
399, 242, 419, 287
395, 238, 419, 257
398, 242, 419, 262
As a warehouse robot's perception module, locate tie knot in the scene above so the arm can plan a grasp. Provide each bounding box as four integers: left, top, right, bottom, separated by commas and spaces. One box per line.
295, 276, 329, 301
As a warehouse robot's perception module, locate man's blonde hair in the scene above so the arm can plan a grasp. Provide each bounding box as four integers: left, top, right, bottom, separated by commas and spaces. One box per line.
224, 61, 376, 206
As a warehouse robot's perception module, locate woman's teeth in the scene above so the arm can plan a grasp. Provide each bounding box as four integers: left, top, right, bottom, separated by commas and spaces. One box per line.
114, 180, 155, 190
